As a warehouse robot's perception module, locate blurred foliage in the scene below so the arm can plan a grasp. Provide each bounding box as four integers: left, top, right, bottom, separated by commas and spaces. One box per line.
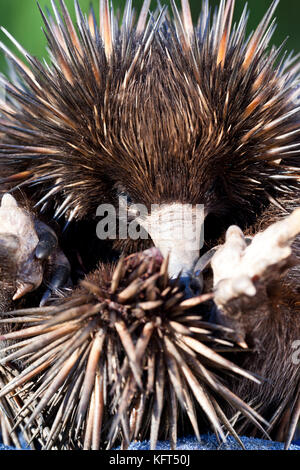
0, 0, 299, 73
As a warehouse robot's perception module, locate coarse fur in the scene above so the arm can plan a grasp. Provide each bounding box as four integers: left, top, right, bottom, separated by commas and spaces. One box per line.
0, 0, 299, 449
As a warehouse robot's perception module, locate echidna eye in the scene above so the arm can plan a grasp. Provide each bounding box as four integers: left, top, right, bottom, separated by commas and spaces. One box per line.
117, 190, 138, 220
114, 183, 132, 202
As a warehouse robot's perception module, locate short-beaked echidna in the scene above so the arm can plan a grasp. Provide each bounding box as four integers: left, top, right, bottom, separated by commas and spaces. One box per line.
0, 0, 299, 451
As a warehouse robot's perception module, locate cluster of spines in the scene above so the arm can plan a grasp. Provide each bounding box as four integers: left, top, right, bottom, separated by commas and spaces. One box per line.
0, 364, 35, 449
0, 252, 267, 450
0, 0, 298, 226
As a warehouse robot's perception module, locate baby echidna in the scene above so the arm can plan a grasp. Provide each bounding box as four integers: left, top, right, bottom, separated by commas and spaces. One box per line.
0, 0, 299, 451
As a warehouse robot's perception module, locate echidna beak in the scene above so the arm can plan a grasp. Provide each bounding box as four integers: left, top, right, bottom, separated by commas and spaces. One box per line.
140, 203, 205, 298
160, 244, 204, 298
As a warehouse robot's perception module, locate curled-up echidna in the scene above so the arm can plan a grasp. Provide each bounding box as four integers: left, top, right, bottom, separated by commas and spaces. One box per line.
0, 0, 299, 451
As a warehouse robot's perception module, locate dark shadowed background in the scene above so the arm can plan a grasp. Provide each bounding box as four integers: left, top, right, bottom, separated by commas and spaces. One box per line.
0, 0, 299, 74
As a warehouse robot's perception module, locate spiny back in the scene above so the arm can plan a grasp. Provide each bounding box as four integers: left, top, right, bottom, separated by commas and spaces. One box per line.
0, 0, 299, 226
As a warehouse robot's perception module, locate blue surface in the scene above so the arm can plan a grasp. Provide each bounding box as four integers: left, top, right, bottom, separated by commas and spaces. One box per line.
1, 434, 299, 450
126, 435, 300, 451
0, 433, 31, 451
0, 444, 17, 451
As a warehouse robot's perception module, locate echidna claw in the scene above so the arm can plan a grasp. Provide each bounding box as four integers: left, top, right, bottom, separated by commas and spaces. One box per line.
193, 246, 220, 275
34, 220, 58, 260
39, 250, 71, 307
13, 282, 36, 301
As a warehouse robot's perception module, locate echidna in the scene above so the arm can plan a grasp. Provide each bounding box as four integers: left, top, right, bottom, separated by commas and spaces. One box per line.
0, 0, 299, 451
0, 248, 269, 450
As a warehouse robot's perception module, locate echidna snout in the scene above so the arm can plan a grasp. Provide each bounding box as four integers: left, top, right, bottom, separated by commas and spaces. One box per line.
137, 203, 204, 293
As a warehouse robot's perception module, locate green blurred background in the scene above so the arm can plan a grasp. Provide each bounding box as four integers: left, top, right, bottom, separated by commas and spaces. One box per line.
0, 0, 299, 73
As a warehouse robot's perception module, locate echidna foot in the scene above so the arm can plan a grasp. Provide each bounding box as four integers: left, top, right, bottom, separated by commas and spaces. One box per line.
212, 208, 300, 307
208, 208, 300, 346
0, 193, 71, 306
